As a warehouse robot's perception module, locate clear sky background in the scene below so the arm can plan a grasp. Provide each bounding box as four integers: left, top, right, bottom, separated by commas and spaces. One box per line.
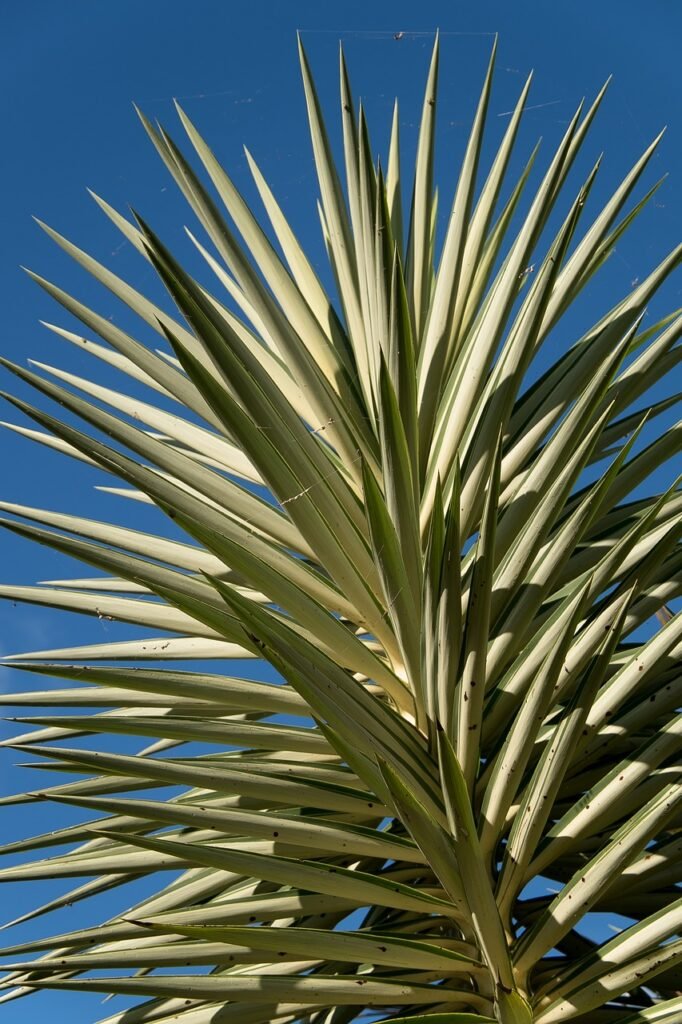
1, 1, 681, 1021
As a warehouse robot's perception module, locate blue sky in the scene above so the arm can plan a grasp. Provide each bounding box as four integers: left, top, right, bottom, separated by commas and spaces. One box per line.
1, 0, 681, 1020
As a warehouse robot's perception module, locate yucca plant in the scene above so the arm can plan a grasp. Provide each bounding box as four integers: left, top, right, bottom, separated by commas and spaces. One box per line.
0, 33, 681, 1024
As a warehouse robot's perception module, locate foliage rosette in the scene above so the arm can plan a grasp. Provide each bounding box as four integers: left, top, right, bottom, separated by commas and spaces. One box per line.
0, 33, 681, 1024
